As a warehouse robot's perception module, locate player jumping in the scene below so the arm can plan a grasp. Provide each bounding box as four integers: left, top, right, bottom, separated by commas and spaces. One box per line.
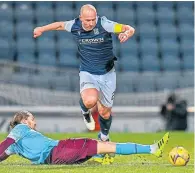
33, 4, 135, 163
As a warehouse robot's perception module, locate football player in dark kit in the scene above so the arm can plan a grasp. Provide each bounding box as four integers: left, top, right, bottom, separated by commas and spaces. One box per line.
0, 111, 169, 165
33, 3, 135, 162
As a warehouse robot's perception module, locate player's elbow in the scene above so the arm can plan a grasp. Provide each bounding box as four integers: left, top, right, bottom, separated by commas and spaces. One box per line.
56, 22, 65, 30
59, 22, 65, 29
0, 152, 9, 162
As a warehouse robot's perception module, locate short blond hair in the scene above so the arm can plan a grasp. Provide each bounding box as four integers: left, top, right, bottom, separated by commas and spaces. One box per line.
80, 4, 97, 15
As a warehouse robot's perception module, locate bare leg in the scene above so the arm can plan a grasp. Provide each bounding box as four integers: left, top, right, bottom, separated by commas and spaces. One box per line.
97, 101, 112, 141
97, 141, 151, 155
80, 88, 99, 130
97, 101, 112, 120
80, 88, 99, 110
97, 141, 116, 154
96, 132, 169, 157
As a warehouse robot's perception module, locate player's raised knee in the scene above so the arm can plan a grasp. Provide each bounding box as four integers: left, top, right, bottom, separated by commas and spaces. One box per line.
83, 97, 97, 108
99, 111, 111, 119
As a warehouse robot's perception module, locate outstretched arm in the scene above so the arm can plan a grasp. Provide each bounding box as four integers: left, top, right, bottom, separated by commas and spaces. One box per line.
0, 138, 15, 162
33, 21, 66, 38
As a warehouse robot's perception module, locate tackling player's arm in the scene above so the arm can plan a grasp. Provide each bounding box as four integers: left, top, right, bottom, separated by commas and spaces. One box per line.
33, 21, 70, 38
114, 23, 135, 43
0, 137, 15, 162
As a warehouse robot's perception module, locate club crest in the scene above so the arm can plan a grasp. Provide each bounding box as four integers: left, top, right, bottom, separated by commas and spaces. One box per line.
93, 28, 99, 35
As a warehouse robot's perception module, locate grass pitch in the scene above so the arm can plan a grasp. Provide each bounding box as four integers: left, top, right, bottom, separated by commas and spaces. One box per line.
0, 132, 193, 173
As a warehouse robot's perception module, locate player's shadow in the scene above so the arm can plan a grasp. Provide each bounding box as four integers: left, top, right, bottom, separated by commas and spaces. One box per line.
1, 162, 193, 170
38, 162, 103, 170
0, 162, 102, 170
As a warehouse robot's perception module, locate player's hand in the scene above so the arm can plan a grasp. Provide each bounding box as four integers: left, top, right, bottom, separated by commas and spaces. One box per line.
33, 27, 44, 38
118, 33, 129, 43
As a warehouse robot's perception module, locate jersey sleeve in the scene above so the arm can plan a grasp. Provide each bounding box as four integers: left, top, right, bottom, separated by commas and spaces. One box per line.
5, 144, 15, 155
7, 124, 29, 142
101, 16, 123, 33
64, 19, 75, 32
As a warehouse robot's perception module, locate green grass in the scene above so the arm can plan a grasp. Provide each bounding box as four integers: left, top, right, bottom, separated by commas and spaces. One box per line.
0, 132, 194, 173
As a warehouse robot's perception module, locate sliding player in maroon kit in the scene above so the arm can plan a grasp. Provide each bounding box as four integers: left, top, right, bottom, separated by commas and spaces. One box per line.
0, 111, 169, 165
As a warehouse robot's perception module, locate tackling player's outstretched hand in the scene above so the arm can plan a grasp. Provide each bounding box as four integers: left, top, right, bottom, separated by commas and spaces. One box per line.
33, 27, 43, 38
118, 33, 129, 43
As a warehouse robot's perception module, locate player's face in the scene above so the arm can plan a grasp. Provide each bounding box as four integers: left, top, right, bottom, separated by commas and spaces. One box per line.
24, 114, 37, 130
80, 10, 97, 31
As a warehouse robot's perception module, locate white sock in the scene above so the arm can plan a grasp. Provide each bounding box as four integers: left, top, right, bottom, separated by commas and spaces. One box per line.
150, 143, 158, 154
100, 132, 109, 141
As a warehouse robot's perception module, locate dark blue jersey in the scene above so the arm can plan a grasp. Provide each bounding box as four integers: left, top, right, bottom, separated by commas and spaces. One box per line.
65, 16, 118, 75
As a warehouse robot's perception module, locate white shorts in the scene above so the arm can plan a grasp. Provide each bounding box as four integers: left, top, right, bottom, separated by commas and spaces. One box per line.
79, 68, 116, 108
